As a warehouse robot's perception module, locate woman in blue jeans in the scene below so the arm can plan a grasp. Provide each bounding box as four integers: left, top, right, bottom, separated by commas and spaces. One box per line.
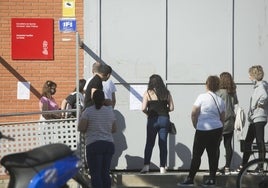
78, 90, 116, 188
140, 74, 174, 174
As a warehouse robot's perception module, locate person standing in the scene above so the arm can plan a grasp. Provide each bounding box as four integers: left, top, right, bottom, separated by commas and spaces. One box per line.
39, 80, 61, 120
84, 62, 117, 108
236, 65, 268, 171
38, 80, 61, 145
103, 78, 117, 108
217, 72, 238, 175
78, 90, 116, 188
84, 63, 113, 108
179, 75, 225, 186
61, 79, 86, 118
140, 74, 174, 174
83, 62, 101, 92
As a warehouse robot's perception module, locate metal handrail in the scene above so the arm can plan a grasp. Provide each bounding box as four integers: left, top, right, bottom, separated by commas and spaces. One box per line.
0, 109, 77, 117
0, 110, 78, 125
0, 118, 77, 126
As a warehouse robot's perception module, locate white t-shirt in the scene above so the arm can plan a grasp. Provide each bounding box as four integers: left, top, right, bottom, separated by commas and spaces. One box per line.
103, 79, 117, 100
194, 91, 225, 131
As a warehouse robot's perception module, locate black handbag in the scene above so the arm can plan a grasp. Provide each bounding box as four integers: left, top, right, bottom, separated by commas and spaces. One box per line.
168, 122, 177, 135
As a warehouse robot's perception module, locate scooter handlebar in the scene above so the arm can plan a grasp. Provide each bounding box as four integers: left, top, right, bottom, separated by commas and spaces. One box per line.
0, 131, 15, 141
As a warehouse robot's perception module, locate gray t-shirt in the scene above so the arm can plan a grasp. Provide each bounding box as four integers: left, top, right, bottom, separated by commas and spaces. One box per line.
80, 105, 116, 145
216, 89, 238, 134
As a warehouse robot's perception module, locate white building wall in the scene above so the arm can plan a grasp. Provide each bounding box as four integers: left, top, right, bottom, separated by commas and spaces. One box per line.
83, 0, 268, 170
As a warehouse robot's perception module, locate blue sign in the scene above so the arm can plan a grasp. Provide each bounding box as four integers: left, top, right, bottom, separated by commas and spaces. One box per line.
59, 18, 76, 32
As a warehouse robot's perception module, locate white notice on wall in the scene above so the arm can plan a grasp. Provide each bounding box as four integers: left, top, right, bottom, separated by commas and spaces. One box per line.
17, 81, 30, 100
129, 85, 147, 110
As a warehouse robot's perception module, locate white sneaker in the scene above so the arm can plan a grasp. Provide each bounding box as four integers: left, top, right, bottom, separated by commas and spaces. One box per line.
140, 165, 149, 174
160, 167, 166, 174
231, 165, 243, 175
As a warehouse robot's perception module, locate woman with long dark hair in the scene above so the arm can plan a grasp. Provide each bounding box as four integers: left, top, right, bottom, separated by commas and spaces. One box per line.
140, 74, 174, 174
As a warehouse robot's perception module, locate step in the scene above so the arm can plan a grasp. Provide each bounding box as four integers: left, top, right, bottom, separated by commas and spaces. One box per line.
1, 171, 261, 188
111, 171, 238, 188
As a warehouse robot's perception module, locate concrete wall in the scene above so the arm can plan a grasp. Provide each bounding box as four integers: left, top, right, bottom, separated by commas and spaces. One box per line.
83, 0, 268, 170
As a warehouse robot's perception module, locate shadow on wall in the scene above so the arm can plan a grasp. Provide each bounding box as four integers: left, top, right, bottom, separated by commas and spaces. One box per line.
231, 151, 242, 170
168, 134, 176, 168
125, 154, 158, 170
0, 56, 41, 99
110, 109, 158, 170
174, 142, 242, 171
82, 43, 143, 101
111, 110, 128, 169
175, 142, 192, 170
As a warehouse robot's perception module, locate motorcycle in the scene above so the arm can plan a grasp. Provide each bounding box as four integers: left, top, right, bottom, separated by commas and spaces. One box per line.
0, 131, 91, 188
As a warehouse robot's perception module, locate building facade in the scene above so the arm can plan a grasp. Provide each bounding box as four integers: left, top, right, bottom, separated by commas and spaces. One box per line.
1, 0, 268, 170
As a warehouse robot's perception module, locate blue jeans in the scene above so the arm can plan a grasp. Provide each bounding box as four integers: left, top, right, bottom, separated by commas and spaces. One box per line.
144, 116, 169, 167
86, 141, 115, 188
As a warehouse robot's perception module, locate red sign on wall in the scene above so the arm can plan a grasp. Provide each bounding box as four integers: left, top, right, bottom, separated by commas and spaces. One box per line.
11, 18, 54, 60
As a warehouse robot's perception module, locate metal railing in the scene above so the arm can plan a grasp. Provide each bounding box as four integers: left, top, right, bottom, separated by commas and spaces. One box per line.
0, 111, 80, 176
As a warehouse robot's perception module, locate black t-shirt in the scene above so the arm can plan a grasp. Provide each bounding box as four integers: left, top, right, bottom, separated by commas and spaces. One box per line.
66, 93, 76, 109
147, 100, 169, 118
84, 75, 103, 108
65, 92, 79, 117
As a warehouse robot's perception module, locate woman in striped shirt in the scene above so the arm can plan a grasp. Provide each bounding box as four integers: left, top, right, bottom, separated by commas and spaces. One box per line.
78, 90, 116, 188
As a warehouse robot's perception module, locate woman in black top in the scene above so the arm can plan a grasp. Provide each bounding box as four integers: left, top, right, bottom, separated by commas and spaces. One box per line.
140, 74, 174, 174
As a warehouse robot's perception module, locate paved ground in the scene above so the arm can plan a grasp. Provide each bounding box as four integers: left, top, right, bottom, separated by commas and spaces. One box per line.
0, 171, 241, 188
